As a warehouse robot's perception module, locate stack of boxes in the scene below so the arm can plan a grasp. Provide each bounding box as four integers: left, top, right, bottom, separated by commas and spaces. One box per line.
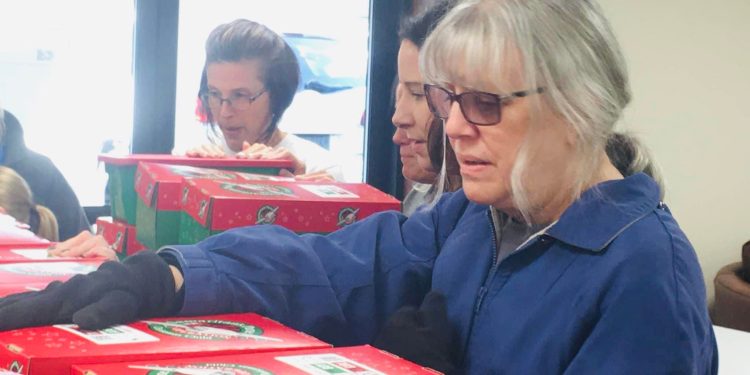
0, 158, 428, 374
99, 154, 294, 256
0, 213, 106, 297
0, 313, 439, 374
99, 154, 401, 252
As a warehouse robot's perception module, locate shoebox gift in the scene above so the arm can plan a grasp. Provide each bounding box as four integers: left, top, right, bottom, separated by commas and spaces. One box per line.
134, 163, 297, 249
0, 313, 330, 374
99, 154, 294, 225
72, 345, 441, 375
96, 217, 145, 260
178, 178, 400, 244
0, 283, 49, 298
0, 260, 104, 286
0, 248, 107, 264
0, 214, 50, 250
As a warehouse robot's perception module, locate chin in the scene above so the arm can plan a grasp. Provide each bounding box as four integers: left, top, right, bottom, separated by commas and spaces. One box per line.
463, 183, 502, 206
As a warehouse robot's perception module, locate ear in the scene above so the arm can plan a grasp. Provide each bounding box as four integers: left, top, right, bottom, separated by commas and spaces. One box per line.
0, 206, 6, 215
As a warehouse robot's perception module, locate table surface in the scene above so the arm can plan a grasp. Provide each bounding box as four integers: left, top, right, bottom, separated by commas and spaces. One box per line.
714, 325, 750, 375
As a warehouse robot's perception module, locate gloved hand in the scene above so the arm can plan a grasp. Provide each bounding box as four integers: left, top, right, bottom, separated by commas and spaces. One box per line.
373, 291, 458, 374
0, 250, 179, 331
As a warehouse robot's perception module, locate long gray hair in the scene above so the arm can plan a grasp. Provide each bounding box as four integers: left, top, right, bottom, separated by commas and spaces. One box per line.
421, 0, 658, 220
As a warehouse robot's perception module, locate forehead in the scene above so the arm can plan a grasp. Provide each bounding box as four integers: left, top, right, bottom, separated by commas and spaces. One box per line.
397, 40, 422, 82
206, 59, 264, 91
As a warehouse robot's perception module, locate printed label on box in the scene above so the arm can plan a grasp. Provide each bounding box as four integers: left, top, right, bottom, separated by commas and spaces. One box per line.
236, 172, 295, 182
275, 354, 386, 375
0, 262, 98, 276
143, 319, 282, 342
167, 165, 238, 180
54, 324, 160, 345
128, 363, 274, 375
220, 183, 296, 197
298, 185, 360, 199
9, 249, 52, 260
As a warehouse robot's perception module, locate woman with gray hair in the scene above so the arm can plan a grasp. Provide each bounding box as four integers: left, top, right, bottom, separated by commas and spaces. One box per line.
0, 1, 716, 373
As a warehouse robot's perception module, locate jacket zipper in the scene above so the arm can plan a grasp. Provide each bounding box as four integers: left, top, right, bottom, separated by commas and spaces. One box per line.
474, 209, 501, 314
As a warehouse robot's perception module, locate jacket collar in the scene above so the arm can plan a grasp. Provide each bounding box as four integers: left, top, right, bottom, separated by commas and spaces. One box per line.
545, 173, 660, 252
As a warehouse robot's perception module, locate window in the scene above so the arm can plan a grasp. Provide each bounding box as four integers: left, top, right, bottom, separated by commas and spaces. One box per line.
0, 0, 135, 206
174, 0, 370, 182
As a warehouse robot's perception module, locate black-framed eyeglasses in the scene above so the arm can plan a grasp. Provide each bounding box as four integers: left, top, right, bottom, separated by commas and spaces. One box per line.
424, 84, 544, 126
201, 90, 266, 112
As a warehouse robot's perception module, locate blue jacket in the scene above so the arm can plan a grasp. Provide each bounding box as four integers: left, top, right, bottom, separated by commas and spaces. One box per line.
161, 173, 717, 374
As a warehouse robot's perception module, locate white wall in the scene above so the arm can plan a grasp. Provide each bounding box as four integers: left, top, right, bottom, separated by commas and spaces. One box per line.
598, 0, 750, 301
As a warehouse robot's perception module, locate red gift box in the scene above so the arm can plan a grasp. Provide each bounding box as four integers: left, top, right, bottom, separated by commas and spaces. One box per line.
96, 217, 146, 259
0, 248, 106, 264
0, 214, 50, 250
0, 260, 103, 286
179, 178, 400, 244
0, 313, 329, 374
71, 345, 441, 374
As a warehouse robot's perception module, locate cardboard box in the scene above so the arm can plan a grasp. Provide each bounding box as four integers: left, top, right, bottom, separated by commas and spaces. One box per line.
0, 214, 50, 250
134, 163, 298, 250
71, 345, 441, 374
99, 154, 294, 225
0, 313, 330, 374
0, 260, 103, 286
0, 283, 48, 298
179, 179, 400, 244
0, 248, 106, 264
96, 217, 146, 260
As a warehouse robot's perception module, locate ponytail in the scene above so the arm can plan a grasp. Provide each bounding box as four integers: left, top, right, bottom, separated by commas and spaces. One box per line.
34, 205, 59, 242
605, 132, 665, 199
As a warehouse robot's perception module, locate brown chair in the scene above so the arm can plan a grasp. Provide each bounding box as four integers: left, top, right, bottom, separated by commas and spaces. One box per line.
713, 247, 750, 333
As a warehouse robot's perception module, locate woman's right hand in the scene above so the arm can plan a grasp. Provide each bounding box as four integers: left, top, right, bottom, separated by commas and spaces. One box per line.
48, 231, 118, 260
185, 143, 226, 158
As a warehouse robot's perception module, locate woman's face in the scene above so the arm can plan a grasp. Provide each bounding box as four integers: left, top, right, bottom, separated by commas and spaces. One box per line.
206, 60, 272, 152
444, 57, 575, 212
392, 40, 437, 184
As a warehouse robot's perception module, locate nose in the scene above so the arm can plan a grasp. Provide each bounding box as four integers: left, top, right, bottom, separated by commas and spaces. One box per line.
391, 88, 414, 131
445, 101, 474, 141
216, 100, 235, 117
392, 126, 409, 146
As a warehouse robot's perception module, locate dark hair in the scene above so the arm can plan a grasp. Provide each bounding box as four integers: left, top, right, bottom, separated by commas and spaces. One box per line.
199, 19, 299, 143
605, 132, 664, 199
401, 1, 459, 193
398, 0, 456, 48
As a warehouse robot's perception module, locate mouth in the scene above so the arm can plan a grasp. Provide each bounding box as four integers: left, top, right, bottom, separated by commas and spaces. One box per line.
222, 126, 244, 138
457, 154, 492, 170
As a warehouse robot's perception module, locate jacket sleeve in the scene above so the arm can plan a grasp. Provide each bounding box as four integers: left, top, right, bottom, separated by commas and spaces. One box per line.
158, 192, 468, 345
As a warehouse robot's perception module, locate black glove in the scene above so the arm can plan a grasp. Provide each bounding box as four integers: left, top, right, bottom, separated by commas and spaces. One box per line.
373, 291, 459, 374
0, 250, 179, 331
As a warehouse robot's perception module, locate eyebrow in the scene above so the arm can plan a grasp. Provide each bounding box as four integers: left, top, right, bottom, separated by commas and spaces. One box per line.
403, 82, 424, 92
206, 86, 258, 95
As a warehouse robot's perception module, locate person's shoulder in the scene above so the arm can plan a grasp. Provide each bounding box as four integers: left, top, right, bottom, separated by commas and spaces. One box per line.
605, 207, 702, 294
9, 148, 59, 176
280, 133, 330, 154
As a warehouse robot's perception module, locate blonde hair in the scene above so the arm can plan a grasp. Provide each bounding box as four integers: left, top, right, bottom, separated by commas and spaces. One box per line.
421, 0, 653, 221
0, 166, 59, 241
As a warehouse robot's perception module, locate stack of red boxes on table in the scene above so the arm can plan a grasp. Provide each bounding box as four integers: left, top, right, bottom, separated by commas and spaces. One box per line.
0, 213, 106, 298
0, 155, 427, 373
98, 154, 401, 249
0, 312, 439, 374
97, 154, 296, 258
